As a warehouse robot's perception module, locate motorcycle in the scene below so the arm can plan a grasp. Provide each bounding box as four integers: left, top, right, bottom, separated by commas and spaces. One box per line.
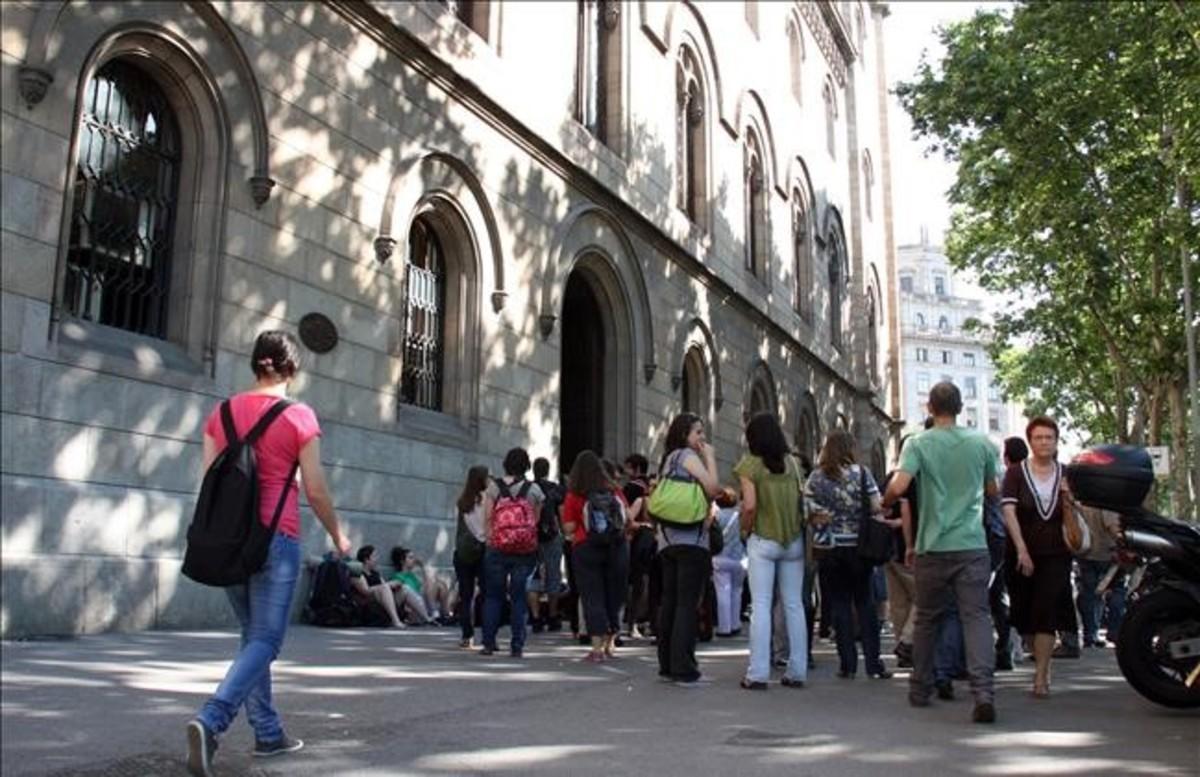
1067, 445, 1200, 709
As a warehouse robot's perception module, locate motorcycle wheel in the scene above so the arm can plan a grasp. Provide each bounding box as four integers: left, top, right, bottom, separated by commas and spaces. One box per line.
1116, 587, 1200, 709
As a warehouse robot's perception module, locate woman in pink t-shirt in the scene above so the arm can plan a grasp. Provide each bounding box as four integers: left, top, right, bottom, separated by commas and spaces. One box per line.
187, 331, 351, 777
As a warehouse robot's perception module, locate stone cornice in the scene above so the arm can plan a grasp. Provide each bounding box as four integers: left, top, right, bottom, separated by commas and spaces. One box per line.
325, 0, 875, 404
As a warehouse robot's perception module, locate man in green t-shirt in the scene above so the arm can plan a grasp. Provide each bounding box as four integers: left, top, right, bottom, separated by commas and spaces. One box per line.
882, 382, 999, 724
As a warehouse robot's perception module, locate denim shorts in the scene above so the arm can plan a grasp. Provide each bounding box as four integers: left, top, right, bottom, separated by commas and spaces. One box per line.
526, 539, 566, 594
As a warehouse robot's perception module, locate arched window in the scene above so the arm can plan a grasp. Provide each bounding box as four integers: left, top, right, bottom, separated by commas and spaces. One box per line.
402, 217, 448, 411
867, 287, 880, 385
681, 346, 709, 417
65, 60, 180, 339
676, 47, 707, 228
446, 0, 490, 38
744, 131, 767, 277
796, 401, 819, 463
828, 229, 848, 350
576, 0, 621, 149
822, 77, 837, 158
915, 312, 926, 329
787, 19, 804, 104
793, 189, 812, 320
862, 150, 875, 221
938, 315, 950, 333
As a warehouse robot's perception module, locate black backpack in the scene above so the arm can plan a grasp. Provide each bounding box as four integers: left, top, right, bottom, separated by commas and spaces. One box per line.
303, 557, 390, 628
182, 399, 298, 587
584, 489, 625, 545
536, 478, 563, 543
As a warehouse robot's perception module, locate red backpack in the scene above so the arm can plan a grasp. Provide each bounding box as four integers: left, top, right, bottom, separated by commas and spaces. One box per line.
490, 478, 537, 554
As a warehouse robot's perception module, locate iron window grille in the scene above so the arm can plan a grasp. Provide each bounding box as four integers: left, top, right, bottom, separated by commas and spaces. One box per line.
401, 219, 446, 412
65, 60, 180, 339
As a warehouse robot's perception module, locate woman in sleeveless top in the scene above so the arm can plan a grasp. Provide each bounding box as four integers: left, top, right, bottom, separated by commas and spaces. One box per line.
654, 413, 723, 685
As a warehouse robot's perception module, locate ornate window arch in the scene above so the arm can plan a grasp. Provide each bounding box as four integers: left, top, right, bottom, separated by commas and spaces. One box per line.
796, 392, 821, 463
822, 76, 838, 158
681, 345, 709, 418
744, 360, 778, 423
744, 128, 768, 278
827, 221, 849, 351
576, 0, 622, 152
786, 16, 804, 105
397, 196, 480, 429
52, 27, 241, 371
792, 185, 813, 321
676, 45, 709, 230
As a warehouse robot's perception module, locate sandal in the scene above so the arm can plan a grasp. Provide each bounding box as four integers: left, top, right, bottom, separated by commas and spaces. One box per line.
740, 678, 768, 691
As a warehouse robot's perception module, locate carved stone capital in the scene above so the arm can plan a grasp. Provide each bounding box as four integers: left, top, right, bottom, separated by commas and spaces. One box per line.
18, 66, 53, 108
490, 290, 507, 313
538, 313, 557, 339
248, 176, 275, 208
373, 235, 397, 264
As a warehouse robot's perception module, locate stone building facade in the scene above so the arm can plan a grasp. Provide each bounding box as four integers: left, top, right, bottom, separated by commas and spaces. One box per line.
897, 234, 1024, 445
0, 0, 902, 636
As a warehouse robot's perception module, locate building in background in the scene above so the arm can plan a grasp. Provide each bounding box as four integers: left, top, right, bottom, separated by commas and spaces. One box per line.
1, 1, 903, 636
897, 230, 1023, 446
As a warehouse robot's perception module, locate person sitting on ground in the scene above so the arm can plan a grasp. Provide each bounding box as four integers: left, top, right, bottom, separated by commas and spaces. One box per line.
390, 547, 452, 625
351, 545, 406, 628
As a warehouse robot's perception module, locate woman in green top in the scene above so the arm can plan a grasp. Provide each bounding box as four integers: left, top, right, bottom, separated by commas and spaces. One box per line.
735, 413, 808, 690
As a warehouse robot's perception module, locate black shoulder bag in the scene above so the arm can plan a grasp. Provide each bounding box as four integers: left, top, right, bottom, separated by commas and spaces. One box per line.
855, 466, 894, 566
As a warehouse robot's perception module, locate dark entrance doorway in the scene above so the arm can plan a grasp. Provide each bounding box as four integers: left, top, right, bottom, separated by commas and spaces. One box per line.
559, 270, 606, 477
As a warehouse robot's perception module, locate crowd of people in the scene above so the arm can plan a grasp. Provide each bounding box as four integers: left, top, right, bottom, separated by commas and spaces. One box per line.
185, 330, 1126, 776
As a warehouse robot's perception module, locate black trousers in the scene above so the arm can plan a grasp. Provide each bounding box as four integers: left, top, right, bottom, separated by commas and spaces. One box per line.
454, 557, 484, 641
657, 545, 711, 681
573, 537, 630, 637
626, 528, 656, 627
988, 535, 1011, 657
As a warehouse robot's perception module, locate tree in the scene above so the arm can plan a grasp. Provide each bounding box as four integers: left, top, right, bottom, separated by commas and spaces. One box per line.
897, 1, 1200, 517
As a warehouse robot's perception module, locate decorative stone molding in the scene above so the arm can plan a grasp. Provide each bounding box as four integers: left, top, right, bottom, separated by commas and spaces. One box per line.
538, 313, 557, 339
17, 66, 53, 108
374, 235, 397, 264
490, 290, 507, 313
643, 362, 657, 385
799, 1, 849, 87
248, 176, 275, 208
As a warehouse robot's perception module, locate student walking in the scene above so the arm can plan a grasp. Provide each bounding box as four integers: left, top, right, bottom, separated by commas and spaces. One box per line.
883, 382, 999, 724
186, 331, 351, 777
453, 466, 489, 647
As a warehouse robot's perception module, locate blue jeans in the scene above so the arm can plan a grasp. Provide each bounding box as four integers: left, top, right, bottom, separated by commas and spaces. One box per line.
482, 548, 535, 651
1077, 559, 1126, 644
197, 533, 301, 742
746, 534, 808, 683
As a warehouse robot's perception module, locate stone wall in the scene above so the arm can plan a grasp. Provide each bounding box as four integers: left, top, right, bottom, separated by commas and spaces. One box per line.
0, 0, 899, 637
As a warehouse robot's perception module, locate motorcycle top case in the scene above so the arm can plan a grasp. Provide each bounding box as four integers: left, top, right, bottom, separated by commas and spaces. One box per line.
1065, 445, 1154, 511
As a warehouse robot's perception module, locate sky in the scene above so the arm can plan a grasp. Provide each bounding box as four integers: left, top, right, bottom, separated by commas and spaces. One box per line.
882, 1, 1011, 301
883, 1, 1006, 250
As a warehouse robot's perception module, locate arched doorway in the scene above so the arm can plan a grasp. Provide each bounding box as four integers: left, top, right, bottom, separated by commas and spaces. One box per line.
560, 269, 607, 477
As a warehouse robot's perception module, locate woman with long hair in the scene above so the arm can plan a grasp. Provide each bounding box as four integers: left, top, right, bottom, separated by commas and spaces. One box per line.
187, 331, 351, 776
736, 413, 808, 690
804, 429, 891, 680
560, 450, 630, 661
453, 465, 490, 647
1002, 416, 1077, 698
654, 413, 723, 686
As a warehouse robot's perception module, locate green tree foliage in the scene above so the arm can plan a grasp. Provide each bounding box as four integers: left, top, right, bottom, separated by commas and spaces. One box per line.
897, 0, 1200, 514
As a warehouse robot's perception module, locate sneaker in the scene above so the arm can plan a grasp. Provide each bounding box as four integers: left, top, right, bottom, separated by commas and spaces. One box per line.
458, 638, 473, 649
253, 734, 304, 758
780, 676, 806, 689
972, 702, 996, 724
186, 719, 217, 777
740, 678, 768, 691
510, 648, 524, 658
936, 680, 955, 700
